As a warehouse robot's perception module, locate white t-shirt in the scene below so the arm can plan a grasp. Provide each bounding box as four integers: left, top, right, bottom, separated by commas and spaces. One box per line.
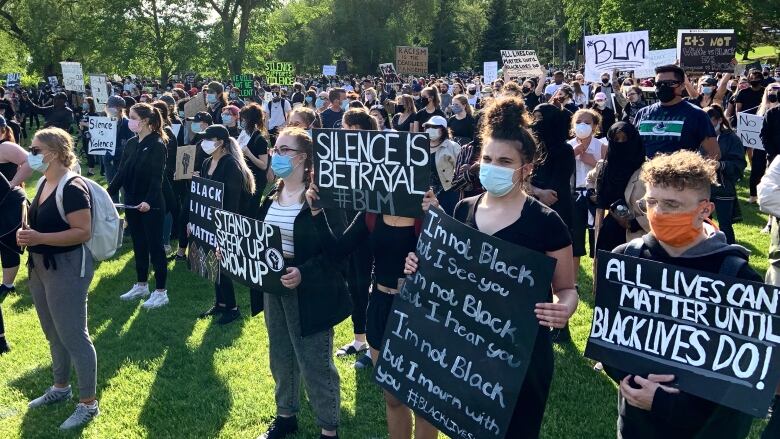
569, 136, 606, 188
266, 99, 291, 131
265, 199, 303, 258
544, 82, 564, 97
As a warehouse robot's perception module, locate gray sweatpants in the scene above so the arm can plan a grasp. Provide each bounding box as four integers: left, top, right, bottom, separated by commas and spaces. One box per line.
29, 247, 97, 399
264, 291, 340, 431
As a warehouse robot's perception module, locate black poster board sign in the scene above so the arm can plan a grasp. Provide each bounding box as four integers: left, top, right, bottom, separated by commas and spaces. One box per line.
312, 128, 430, 218
374, 207, 555, 438
679, 31, 736, 72
188, 176, 224, 282
233, 74, 254, 98
585, 250, 780, 416
214, 209, 286, 295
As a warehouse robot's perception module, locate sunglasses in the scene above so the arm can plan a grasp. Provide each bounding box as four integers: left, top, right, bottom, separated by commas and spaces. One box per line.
656, 80, 682, 88
29, 146, 44, 155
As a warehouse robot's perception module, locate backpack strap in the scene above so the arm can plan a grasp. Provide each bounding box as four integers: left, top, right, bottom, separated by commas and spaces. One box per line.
365, 212, 377, 233
719, 255, 748, 278
54, 171, 81, 224
623, 237, 645, 257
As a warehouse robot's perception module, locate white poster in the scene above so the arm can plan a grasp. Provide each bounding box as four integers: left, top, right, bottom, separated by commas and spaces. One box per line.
89, 74, 109, 113
87, 117, 117, 156
60, 62, 85, 93
483, 61, 498, 84
584, 31, 649, 82
322, 65, 337, 76
634, 48, 678, 78
737, 112, 764, 150
500, 50, 544, 79
171, 123, 182, 139
6, 73, 20, 87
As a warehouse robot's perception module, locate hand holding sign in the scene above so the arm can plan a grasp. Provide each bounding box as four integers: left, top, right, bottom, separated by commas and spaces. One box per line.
280, 267, 302, 289
620, 375, 679, 411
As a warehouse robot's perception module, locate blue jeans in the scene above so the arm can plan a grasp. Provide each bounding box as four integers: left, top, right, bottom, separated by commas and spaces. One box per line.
713, 198, 735, 244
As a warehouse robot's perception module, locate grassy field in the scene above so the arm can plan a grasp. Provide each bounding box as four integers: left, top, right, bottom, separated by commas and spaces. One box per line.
0, 153, 774, 438
738, 45, 779, 61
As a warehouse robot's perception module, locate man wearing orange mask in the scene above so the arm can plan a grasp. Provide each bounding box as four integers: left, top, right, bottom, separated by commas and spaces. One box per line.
607, 150, 763, 439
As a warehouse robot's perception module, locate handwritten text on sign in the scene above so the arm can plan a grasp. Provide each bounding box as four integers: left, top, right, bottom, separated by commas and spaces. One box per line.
233, 74, 254, 98
87, 117, 117, 156
374, 207, 554, 439
500, 50, 543, 78
584, 31, 649, 82
89, 74, 109, 112
737, 112, 764, 151
214, 209, 286, 294
678, 29, 736, 72
264, 62, 294, 86
585, 251, 780, 416
396, 46, 428, 75
188, 177, 224, 283
313, 128, 430, 217
60, 62, 85, 93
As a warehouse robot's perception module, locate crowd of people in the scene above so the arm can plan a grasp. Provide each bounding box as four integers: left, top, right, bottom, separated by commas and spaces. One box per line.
0, 61, 778, 439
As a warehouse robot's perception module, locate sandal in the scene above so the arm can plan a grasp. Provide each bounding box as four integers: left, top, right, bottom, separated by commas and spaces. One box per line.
335, 341, 368, 357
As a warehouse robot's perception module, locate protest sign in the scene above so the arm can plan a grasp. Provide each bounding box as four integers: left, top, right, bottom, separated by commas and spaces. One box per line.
322, 65, 337, 76
184, 92, 206, 118
6, 73, 20, 87
678, 29, 736, 72
88, 74, 109, 112
171, 123, 182, 139
264, 62, 294, 86
374, 207, 554, 438
379, 63, 400, 83
188, 177, 224, 283
737, 112, 764, 150
585, 250, 780, 416
48, 76, 58, 87
214, 209, 286, 295
396, 46, 428, 75
233, 74, 254, 98
500, 50, 543, 79
174, 145, 196, 181
634, 48, 678, 78
584, 31, 649, 82
60, 62, 85, 93
483, 61, 498, 84
312, 128, 430, 217
87, 117, 117, 156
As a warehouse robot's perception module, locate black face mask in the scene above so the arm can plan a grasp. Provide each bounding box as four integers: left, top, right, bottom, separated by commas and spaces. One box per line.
602, 79, 610, 85
655, 84, 676, 103
468, 90, 476, 95
395, 104, 405, 113
769, 94, 779, 104
750, 80, 761, 87
522, 87, 530, 94
729, 86, 737, 92
420, 97, 430, 107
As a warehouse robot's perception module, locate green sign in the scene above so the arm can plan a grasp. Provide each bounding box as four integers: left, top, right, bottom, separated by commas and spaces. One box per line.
233, 74, 254, 98
264, 62, 294, 86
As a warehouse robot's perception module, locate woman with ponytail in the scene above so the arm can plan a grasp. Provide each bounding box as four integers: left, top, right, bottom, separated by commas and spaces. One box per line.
108, 103, 170, 309
198, 124, 255, 325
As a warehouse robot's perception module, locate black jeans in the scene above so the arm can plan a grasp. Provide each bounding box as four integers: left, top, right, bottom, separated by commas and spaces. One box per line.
713, 198, 736, 244
126, 209, 168, 290
750, 149, 767, 197
214, 276, 236, 309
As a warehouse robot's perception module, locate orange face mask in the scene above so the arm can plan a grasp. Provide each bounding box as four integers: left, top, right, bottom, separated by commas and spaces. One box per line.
647, 207, 704, 247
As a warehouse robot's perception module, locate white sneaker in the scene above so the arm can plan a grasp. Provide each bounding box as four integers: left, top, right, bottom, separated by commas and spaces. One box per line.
142, 290, 169, 309
120, 284, 150, 301
59, 401, 99, 430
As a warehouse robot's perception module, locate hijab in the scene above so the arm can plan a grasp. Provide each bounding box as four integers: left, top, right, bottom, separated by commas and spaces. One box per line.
595, 121, 645, 209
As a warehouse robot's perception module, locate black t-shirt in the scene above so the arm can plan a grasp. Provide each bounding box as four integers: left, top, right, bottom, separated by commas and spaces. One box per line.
524, 92, 541, 112
244, 130, 269, 188
734, 87, 764, 114
29, 178, 91, 254
415, 107, 445, 127
290, 92, 305, 105
320, 108, 343, 129
448, 113, 475, 139
392, 112, 416, 132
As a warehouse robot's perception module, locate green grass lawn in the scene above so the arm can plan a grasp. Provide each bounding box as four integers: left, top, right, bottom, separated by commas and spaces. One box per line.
738, 45, 779, 61
0, 152, 774, 438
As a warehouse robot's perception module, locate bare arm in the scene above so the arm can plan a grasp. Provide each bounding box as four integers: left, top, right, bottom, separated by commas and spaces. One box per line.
714, 73, 731, 104
534, 76, 545, 96
701, 137, 721, 160
18, 208, 91, 247
535, 245, 579, 328
2, 142, 32, 187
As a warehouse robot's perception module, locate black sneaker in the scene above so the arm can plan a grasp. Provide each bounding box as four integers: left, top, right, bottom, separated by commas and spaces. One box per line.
0, 337, 9, 355
167, 253, 187, 262
199, 305, 225, 319
258, 416, 298, 439
217, 308, 241, 325
0, 284, 15, 304
354, 352, 373, 369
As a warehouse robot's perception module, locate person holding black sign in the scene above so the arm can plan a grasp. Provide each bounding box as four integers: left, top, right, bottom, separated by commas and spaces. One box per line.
607, 150, 761, 439
253, 127, 350, 439
198, 125, 256, 325
404, 97, 579, 438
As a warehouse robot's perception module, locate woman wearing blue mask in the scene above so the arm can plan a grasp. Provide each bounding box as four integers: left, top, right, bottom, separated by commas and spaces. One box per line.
304, 90, 317, 110
220, 105, 240, 138
253, 127, 350, 439
404, 97, 578, 439
205, 81, 228, 125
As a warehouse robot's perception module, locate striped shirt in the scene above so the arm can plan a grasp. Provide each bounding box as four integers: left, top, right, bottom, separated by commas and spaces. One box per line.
265, 199, 302, 258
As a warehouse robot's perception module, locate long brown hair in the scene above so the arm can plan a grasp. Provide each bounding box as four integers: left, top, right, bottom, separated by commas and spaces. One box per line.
239, 103, 268, 136
131, 103, 169, 143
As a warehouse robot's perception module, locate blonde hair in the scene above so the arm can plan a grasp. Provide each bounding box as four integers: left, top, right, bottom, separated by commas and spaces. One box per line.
453, 94, 473, 117
33, 127, 77, 168
758, 84, 780, 116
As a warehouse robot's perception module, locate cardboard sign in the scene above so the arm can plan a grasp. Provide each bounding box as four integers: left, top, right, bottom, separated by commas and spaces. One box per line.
6, 73, 20, 87
188, 177, 224, 283
312, 128, 430, 217
585, 251, 780, 416
183, 92, 206, 118
60, 62, 85, 93
584, 31, 650, 82
634, 48, 678, 78
264, 62, 294, 86
233, 74, 254, 98
375, 207, 554, 438
174, 145, 196, 180
678, 29, 736, 72
322, 65, 337, 76
48, 76, 58, 87
379, 63, 400, 83
88, 74, 109, 113
396, 46, 428, 75
500, 50, 543, 79
483, 61, 498, 84
737, 112, 764, 150
87, 117, 117, 156
214, 209, 286, 294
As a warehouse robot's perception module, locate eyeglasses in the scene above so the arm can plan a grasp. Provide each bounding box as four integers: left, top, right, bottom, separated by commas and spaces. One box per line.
271, 145, 301, 156
636, 198, 707, 213
287, 120, 306, 128
656, 80, 682, 88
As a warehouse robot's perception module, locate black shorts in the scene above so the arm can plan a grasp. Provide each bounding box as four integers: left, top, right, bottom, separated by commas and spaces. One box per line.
0, 234, 20, 269
366, 287, 396, 349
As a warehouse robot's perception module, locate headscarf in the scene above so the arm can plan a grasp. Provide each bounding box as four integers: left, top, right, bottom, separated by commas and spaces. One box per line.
595, 121, 645, 208
531, 103, 568, 165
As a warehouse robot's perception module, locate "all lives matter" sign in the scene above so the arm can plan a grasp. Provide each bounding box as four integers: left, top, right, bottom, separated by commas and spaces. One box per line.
374, 207, 555, 438
586, 250, 780, 416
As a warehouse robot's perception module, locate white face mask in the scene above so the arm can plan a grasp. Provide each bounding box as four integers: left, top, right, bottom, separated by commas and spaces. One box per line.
574, 123, 593, 139
426, 127, 441, 141
201, 139, 218, 155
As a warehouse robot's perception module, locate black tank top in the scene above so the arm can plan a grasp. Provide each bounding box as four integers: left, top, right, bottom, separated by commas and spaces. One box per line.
370, 216, 418, 288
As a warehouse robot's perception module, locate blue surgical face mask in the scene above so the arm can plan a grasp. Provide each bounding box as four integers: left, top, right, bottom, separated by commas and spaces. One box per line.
207, 93, 217, 104
271, 153, 297, 178
479, 163, 519, 197
28, 151, 48, 173
178, 111, 185, 119
222, 115, 234, 125
305, 96, 313, 104
315, 98, 325, 108
701, 86, 713, 95
450, 104, 463, 114
341, 100, 348, 111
